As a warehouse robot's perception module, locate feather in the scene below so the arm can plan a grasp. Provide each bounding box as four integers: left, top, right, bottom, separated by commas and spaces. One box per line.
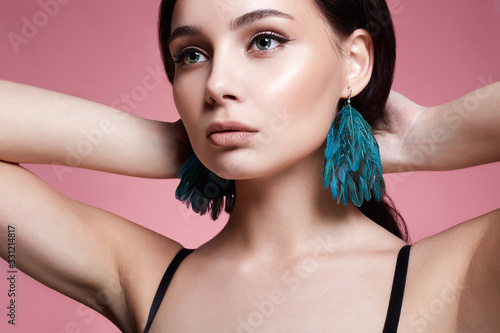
175, 153, 235, 220
322, 104, 385, 207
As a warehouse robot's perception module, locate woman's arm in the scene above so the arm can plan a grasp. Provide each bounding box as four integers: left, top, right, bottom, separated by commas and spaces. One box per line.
419, 208, 500, 330
0, 80, 193, 331
462, 208, 500, 329
0, 161, 183, 332
375, 82, 500, 173
0, 80, 192, 178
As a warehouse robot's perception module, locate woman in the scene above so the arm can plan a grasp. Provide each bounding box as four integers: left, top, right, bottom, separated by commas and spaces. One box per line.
1, 0, 499, 332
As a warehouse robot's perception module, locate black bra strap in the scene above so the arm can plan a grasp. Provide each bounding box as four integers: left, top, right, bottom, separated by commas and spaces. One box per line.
143, 248, 194, 333
383, 244, 411, 333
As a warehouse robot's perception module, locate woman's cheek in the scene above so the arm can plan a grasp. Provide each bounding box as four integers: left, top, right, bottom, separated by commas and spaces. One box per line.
262, 49, 343, 155
173, 78, 204, 133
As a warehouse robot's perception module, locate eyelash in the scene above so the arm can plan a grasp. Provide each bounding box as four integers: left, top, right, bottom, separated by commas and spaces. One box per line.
171, 31, 292, 65
171, 48, 201, 65
249, 31, 292, 51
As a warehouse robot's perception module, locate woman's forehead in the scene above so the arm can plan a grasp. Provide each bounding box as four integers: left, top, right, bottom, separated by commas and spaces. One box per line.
171, 0, 319, 30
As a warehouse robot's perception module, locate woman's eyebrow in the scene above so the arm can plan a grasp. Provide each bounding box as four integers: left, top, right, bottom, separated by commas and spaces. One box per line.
169, 25, 204, 46
169, 9, 295, 46
230, 9, 296, 30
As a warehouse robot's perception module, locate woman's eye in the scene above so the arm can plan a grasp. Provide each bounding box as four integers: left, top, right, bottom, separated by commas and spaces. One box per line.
255, 37, 274, 50
249, 33, 291, 52
185, 51, 204, 64
172, 49, 207, 65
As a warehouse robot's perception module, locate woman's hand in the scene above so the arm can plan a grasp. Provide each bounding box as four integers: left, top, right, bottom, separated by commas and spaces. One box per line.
374, 83, 500, 173
165, 118, 193, 176
373, 90, 426, 173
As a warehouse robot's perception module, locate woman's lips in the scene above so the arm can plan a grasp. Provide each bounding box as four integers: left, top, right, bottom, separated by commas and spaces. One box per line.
206, 121, 258, 146
208, 131, 257, 146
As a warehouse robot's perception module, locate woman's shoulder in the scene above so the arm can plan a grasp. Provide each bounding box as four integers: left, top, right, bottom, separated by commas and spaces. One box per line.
406, 208, 500, 331
413, 208, 500, 271
413, 208, 497, 258
113, 222, 184, 333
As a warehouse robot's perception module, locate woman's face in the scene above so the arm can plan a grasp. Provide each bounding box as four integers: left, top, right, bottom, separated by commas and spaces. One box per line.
170, 0, 349, 179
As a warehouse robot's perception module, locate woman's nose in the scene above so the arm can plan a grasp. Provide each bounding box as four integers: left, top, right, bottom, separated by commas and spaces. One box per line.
204, 50, 243, 106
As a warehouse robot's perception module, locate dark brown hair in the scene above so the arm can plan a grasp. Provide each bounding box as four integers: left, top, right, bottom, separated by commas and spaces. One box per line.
158, 0, 410, 242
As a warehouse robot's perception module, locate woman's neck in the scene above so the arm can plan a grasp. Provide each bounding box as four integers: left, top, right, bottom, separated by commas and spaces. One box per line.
212, 147, 378, 259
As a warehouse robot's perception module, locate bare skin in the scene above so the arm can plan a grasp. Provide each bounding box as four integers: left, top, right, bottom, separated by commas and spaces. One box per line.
1, 0, 499, 332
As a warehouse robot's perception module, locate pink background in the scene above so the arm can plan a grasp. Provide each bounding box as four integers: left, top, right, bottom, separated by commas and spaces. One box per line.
0, 0, 499, 332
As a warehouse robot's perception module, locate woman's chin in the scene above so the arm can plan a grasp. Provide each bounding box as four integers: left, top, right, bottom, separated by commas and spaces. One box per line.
200, 149, 260, 179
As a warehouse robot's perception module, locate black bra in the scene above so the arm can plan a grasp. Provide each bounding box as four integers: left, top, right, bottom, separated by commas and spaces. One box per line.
144, 244, 411, 333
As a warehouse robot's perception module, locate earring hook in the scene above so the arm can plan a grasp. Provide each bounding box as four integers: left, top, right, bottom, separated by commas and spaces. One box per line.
347, 86, 352, 105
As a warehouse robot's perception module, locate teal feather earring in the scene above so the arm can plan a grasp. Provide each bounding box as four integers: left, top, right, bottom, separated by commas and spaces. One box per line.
322, 87, 385, 207
175, 153, 235, 220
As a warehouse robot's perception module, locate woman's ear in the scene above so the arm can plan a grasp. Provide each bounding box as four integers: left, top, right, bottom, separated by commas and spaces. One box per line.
343, 29, 374, 98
